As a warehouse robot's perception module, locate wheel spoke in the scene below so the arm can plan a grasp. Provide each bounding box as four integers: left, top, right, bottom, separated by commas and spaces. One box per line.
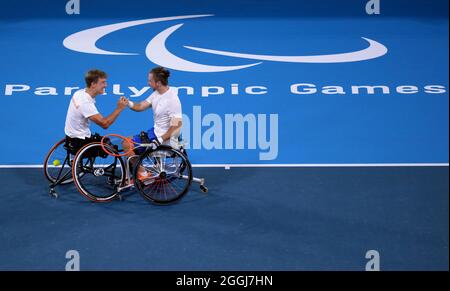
73, 143, 125, 201
135, 147, 191, 204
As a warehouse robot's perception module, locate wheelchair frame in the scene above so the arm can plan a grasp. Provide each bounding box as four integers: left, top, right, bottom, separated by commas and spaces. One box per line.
44, 137, 208, 203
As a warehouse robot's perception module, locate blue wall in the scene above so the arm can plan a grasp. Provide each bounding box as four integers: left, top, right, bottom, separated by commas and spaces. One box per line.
0, 0, 448, 164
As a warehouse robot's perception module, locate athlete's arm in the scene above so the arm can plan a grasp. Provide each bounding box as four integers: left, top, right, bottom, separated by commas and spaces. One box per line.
89, 98, 127, 129
160, 118, 182, 142
129, 100, 152, 112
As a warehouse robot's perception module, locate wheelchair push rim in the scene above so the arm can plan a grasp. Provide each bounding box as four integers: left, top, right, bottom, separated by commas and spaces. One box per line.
72, 142, 126, 202
134, 145, 192, 205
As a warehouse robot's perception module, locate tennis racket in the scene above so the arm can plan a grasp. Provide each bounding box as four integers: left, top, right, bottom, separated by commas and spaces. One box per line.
100, 133, 159, 157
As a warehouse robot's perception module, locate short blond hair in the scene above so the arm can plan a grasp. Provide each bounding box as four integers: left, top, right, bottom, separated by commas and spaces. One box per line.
85, 69, 108, 87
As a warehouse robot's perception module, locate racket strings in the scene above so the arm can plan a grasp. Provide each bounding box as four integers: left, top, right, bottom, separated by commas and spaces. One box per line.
101, 134, 134, 157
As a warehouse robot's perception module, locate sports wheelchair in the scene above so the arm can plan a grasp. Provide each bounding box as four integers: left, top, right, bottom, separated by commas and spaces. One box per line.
44, 134, 107, 197
43, 134, 207, 204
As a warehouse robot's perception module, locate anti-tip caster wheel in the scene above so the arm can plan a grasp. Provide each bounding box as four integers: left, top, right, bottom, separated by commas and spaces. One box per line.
200, 185, 208, 193
49, 188, 58, 199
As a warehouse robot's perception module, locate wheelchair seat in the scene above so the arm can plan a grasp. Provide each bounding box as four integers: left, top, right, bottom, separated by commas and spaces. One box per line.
64, 134, 107, 157
63, 139, 79, 155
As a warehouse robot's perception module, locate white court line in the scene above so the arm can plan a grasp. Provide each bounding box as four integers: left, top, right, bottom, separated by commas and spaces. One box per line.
192, 163, 450, 167
0, 163, 448, 169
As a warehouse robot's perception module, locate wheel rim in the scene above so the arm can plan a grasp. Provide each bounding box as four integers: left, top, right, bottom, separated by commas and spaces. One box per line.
73, 143, 125, 202
135, 147, 192, 204
44, 139, 74, 185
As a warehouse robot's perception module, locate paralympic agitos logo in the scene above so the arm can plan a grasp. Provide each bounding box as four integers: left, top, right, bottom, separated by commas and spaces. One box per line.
63, 14, 388, 73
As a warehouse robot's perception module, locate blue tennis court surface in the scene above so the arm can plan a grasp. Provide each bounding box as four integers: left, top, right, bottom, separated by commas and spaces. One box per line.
0, 0, 448, 270
0, 167, 448, 270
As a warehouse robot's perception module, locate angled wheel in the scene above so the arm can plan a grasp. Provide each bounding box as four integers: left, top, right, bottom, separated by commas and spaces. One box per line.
134, 145, 192, 205
72, 142, 126, 202
43, 138, 74, 185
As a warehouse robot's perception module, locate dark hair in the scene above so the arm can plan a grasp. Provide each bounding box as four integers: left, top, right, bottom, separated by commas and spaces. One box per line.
85, 69, 108, 87
150, 67, 170, 86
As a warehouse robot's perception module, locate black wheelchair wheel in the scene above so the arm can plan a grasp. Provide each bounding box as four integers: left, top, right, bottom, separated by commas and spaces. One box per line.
72, 142, 126, 202
134, 145, 192, 205
43, 138, 74, 185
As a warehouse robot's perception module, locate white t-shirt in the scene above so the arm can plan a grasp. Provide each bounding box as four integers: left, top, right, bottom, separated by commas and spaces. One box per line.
64, 89, 99, 139
145, 87, 182, 146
